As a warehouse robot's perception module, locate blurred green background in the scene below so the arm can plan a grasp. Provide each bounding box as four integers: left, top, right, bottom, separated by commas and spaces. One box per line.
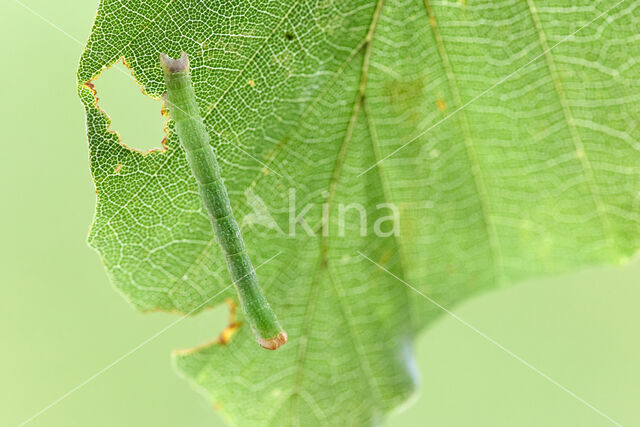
1, 1, 639, 426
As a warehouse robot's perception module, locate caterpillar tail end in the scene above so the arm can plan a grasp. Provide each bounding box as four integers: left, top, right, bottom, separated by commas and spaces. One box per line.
159, 51, 189, 74
258, 330, 288, 350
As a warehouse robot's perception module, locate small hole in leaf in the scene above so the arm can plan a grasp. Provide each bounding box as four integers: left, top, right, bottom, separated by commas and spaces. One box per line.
92, 61, 166, 152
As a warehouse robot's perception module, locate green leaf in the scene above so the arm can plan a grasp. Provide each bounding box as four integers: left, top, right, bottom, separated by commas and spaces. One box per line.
77, 1, 640, 425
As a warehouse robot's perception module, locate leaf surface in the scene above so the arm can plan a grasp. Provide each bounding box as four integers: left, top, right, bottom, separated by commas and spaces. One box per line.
77, 0, 640, 425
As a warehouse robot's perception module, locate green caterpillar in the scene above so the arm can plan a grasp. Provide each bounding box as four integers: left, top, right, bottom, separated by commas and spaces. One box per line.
160, 52, 286, 350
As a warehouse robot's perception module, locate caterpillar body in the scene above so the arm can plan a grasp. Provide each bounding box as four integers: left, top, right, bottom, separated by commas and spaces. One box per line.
160, 52, 286, 350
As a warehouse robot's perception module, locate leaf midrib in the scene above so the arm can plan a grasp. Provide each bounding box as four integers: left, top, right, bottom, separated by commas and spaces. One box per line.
290, 1, 389, 423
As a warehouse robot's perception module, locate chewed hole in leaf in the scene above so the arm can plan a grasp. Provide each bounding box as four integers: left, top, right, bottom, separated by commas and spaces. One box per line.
91, 60, 166, 152
173, 299, 240, 356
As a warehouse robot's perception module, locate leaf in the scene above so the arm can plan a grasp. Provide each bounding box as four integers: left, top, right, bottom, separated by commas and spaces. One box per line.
77, 1, 640, 425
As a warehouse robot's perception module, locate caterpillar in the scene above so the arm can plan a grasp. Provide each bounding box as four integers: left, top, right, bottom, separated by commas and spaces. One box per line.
160, 52, 286, 350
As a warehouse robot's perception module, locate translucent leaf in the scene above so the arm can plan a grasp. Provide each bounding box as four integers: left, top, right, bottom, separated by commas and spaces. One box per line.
77, 1, 640, 425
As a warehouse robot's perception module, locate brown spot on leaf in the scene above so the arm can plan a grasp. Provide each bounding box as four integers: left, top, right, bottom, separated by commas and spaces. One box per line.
85, 81, 97, 95
248, 79, 255, 87
161, 98, 169, 117
114, 164, 123, 174
436, 98, 446, 111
